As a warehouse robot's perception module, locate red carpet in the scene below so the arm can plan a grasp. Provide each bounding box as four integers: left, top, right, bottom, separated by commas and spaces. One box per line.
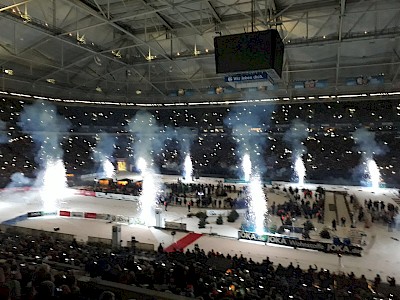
164, 232, 203, 253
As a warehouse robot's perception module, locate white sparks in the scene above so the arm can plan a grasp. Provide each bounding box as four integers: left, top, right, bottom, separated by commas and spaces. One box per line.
242, 153, 252, 182
183, 154, 193, 183
136, 157, 160, 225
248, 174, 268, 234
103, 159, 115, 178
294, 155, 306, 186
40, 159, 67, 212
367, 158, 381, 190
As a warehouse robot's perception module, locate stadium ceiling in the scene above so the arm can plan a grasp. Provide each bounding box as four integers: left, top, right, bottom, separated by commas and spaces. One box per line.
0, 0, 400, 105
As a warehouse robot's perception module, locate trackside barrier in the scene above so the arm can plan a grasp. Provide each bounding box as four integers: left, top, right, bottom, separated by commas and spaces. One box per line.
84, 212, 97, 219
71, 212, 84, 218
126, 241, 155, 251
58, 210, 141, 226
95, 192, 140, 202
78, 276, 193, 300
0, 187, 33, 193
74, 189, 140, 201
87, 236, 112, 245
0, 224, 75, 242
59, 211, 71, 217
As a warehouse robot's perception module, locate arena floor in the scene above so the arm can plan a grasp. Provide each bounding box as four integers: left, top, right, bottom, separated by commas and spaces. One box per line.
1, 177, 400, 282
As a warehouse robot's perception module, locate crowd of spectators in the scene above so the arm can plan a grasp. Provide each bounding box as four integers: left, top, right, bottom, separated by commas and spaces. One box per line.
0, 227, 398, 300
0, 97, 400, 188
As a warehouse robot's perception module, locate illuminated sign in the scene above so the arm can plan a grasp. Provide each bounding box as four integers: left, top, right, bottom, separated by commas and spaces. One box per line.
117, 159, 127, 171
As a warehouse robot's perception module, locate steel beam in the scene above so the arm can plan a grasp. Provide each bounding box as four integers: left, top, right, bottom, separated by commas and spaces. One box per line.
63, 0, 173, 61
0, 12, 167, 96
335, 0, 346, 88
0, 0, 32, 12
142, 0, 173, 30
206, 1, 222, 23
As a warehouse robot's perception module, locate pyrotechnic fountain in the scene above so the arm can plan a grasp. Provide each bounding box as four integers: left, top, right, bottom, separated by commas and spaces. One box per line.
294, 154, 306, 186
41, 159, 67, 212
183, 154, 193, 182
136, 157, 161, 224
103, 159, 115, 178
128, 111, 166, 225
284, 120, 309, 186
367, 159, 381, 190
353, 128, 385, 189
224, 106, 274, 235
93, 133, 116, 178
19, 101, 71, 212
247, 174, 268, 234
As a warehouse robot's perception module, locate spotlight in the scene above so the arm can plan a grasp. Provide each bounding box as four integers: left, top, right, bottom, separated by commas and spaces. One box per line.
112, 50, 122, 58
21, 14, 31, 23
76, 33, 86, 44
215, 86, 224, 94
3, 69, 13, 76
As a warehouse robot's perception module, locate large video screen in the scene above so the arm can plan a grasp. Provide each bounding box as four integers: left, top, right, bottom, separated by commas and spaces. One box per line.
214, 29, 284, 76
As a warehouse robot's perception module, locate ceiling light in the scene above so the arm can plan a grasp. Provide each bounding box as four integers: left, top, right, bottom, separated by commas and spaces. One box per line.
46, 78, 56, 84
95, 87, 102, 92
145, 48, 156, 61
20, 4, 31, 23
178, 88, 185, 96
21, 14, 31, 23
215, 86, 224, 94
194, 44, 200, 56
177, 52, 180, 56
205, 49, 209, 53
135, 89, 142, 95
112, 50, 121, 58
3, 69, 13, 75
76, 33, 86, 44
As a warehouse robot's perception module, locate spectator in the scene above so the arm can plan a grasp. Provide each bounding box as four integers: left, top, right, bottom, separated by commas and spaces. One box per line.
99, 291, 115, 300
332, 219, 337, 231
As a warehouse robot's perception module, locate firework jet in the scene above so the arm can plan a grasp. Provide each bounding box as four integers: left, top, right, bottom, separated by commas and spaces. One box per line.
176, 128, 195, 181
248, 175, 267, 233
19, 101, 70, 211
183, 154, 193, 182
294, 156, 306, 186
242, 153, 252, 182
128, 111, 164, 224
284, 119, 308, 185
93, 133, 116, 178
225, 106, 272, 233
353, 127, 386, 189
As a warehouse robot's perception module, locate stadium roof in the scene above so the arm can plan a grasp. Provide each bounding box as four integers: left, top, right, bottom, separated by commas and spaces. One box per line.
0, 0, 400, 106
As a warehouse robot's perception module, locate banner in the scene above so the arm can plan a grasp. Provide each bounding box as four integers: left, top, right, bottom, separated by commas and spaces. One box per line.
165, 221, 187, 231
27, 211, 43, 218
59, 211, 71, 217
115, 215, 129, 224
78, 190, 96, 197
238, 230, 362, 256
71, 212, 84, 218
94, 192, 139, 202
96, 213, 110, 220
206, 210, 229, 217
84, 212, 97, 219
